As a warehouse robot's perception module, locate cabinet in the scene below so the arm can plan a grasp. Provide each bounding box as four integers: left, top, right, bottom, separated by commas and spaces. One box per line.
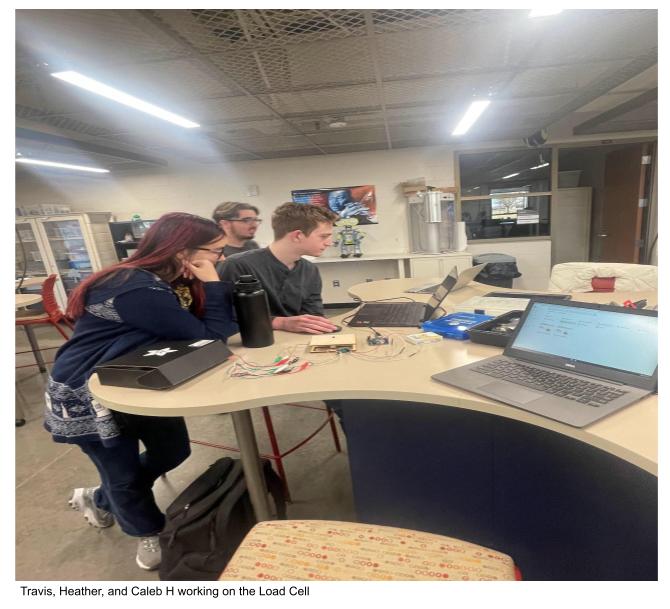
408, 254, 473, 279
15, 213, 117, 308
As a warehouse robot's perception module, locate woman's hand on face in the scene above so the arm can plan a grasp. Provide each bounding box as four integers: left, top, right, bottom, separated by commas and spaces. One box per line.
183, 259, 220, 283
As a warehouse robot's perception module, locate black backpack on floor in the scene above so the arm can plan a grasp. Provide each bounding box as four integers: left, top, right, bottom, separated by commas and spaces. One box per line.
158, 457, 286, 581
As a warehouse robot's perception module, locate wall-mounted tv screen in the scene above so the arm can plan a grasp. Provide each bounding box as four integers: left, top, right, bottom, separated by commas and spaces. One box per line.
291, 185, 378, 224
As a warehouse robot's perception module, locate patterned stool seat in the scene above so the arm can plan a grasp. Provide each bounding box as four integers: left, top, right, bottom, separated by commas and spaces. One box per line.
219, 520, 519, 581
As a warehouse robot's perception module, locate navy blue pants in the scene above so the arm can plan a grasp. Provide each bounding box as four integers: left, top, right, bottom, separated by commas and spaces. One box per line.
79, 413, 191, 537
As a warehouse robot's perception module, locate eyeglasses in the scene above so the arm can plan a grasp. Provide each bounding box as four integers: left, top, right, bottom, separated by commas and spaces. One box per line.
228, 217, 262, 225
194, 247, 225, 258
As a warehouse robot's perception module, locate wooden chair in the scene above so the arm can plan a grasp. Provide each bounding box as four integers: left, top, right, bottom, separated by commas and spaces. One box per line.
16, 274, 74, 370
219, 520, 522, 581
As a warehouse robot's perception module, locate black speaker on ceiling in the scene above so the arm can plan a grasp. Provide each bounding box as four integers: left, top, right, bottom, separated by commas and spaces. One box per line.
523, 129, 548, 148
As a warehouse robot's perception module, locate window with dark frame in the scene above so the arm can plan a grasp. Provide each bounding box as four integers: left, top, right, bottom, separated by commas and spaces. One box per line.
459, 148, 552, 240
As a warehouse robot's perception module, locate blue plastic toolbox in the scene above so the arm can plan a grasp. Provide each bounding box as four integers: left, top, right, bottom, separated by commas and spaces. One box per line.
421, 312, 493, 340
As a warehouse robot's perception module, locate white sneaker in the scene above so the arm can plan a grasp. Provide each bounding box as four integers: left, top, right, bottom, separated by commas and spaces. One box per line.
69, 487, 115, 528
136, 536, 161, 571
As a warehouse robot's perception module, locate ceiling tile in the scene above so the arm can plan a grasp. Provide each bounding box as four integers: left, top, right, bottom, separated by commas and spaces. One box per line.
503, 61, 630, 99
258, 84, 381, 116
15, 8, 658, 168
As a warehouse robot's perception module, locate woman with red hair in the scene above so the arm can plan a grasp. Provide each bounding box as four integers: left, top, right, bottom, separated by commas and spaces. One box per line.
44, 212, 237, 572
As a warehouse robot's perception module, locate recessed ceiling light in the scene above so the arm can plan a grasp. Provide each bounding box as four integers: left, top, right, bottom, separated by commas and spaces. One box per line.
51, 71, 200, 129
502, 172, 520, 179
452, 100, 490, 136
530, 162, 550, 170
16, 158, 110, 174
529, 9, 563, 18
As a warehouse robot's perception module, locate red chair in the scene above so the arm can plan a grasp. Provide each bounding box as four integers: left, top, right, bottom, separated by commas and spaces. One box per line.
191, 402, 342, 502
16, 274, 74, 370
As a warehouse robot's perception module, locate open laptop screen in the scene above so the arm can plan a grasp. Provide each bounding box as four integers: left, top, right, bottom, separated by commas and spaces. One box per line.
425, 266, 458, 315
509, 301, 657, 378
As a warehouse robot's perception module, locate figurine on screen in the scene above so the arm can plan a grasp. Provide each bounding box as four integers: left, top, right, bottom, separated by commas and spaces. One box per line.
333, 218, 365, 258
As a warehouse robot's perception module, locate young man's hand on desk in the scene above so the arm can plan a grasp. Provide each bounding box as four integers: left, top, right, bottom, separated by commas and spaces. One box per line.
272, 315, 339, 334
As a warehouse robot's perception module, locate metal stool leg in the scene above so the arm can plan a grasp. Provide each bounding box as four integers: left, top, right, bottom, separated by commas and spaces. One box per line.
262, 406, 291, 502
23, 326, 46, 372
325, 404, 342, 453
231, 410, 271, 522
15, 397, 27, 427
192, 402, 341, 508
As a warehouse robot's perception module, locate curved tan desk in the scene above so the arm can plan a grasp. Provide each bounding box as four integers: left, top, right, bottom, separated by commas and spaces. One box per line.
89, 279, 657, 526
346, 278, 658, 475
345, 279, 658, 580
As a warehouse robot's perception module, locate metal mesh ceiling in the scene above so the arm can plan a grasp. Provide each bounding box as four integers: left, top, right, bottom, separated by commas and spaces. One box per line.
15, 8, 657, 169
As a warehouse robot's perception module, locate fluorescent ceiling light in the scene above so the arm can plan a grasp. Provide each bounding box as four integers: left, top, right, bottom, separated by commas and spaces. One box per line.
529, 9, 563, 18
51, 71, 200, 129
452, 100, 491, 136
502, 172, 520, 179
530, 162, 550, 170
16, 158, 110, 174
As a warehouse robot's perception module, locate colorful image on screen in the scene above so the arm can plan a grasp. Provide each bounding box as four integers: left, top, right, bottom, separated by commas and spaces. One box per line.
291, 185, 378, 224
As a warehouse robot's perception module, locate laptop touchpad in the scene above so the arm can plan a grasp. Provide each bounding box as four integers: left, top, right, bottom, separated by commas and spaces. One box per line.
480, 382, 542, 404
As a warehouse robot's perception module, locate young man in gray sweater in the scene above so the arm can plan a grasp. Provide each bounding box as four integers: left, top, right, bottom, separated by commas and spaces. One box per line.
218, 202, 339, 334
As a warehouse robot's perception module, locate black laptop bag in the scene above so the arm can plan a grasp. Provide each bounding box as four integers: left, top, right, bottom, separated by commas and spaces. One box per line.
158, 457, 286, 581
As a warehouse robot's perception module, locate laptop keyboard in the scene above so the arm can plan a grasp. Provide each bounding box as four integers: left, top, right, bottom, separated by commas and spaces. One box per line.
349, 303, 425, 327
473, 360, 628, 407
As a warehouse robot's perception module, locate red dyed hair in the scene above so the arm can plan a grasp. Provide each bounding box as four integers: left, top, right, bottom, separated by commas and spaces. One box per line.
66, 212, 223, 320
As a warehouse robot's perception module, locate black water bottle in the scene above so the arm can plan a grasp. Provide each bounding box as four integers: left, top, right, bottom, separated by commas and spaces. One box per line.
233, 275, 274, 348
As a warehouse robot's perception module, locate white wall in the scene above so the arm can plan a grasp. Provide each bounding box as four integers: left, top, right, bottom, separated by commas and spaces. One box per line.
16, 146, 455, 257
17, 140, 619, 292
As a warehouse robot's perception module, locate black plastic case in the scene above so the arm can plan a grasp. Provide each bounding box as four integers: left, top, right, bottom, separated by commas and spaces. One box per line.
467, 310, 525, 348
96, 339, 232, 390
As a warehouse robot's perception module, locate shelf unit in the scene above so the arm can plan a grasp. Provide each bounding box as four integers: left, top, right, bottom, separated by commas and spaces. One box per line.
109, 220, 155, 260
16, 213, 117, 308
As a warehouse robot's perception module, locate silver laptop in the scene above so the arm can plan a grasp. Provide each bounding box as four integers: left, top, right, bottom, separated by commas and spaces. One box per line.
348, 265, 465, 327
432, 298, 657, 427
405, 263, 487, 294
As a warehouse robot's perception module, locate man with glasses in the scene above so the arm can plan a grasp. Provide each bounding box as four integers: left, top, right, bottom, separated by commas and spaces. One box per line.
212, 201, 262, 257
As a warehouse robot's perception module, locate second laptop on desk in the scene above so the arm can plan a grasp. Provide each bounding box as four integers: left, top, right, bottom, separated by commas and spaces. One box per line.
432, 298, 658, 427
347, 264, 485, 328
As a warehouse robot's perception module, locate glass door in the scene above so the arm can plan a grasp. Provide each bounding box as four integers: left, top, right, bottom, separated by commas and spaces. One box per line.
39, 218, 94, 299
15, 221, 47, 279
